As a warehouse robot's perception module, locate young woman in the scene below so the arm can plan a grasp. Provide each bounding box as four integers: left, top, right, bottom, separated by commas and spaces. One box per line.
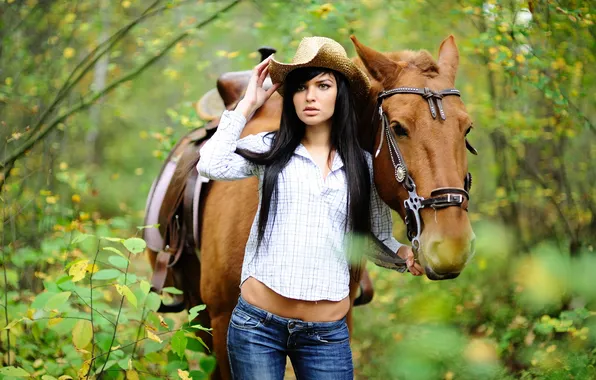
198, 37, 423, 380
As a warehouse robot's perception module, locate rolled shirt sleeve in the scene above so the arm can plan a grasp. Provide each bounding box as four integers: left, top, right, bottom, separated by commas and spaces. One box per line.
197, 110, 272, 180
365, 152, 408, 272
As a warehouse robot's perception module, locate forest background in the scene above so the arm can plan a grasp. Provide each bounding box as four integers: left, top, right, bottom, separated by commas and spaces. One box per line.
1, 0, 595, 379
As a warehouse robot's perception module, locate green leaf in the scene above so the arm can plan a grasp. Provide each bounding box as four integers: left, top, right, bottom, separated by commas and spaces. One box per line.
189, 304, 207, 322
137, 224, 159, 230
72, 233, 93, 244
102, 236, 124, 242
171, 330, 188, 359
162, 287, 183, 295
56, 274, 74, 285
108, 255, 129, 269
189, 370, 209, 380
103, 246, 127, 258
42, 375, 59, 380
140, 280, 151, 296
146, 292, 162, 312
44, 291, 71, 310
123, 238, 146, 254
92, 269, 122, 280
199, 355, 217, 374
190, 324, 212, 332
0, 367, 31, 376
72, 319, 93, 349
190, 335, 210, 352
118, 357, 130, 370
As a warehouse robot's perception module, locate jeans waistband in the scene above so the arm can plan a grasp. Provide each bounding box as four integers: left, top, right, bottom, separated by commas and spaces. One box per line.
236, 295, 346, 331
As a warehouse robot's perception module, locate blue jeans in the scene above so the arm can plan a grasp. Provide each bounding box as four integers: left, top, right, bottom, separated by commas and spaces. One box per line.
227, 296, 353, 380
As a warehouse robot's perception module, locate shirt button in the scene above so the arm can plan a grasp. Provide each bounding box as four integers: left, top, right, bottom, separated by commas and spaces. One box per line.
288, 321, 296, 329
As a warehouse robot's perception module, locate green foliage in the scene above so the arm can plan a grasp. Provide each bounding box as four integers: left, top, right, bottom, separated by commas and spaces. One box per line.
1, 0, 595, 379
0, 215, 213, 378
352, 221, 596, 379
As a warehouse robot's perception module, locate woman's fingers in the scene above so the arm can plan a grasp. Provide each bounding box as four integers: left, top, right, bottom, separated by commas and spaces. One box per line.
254, 55, 273, 77
257, 64, 269, 87
264, 83, 281, 99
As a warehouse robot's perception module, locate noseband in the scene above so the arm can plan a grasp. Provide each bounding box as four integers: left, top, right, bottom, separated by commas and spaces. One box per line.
374, 87, 477, 257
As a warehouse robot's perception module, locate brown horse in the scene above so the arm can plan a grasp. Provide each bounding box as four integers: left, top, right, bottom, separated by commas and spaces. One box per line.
147, 35, 475, 379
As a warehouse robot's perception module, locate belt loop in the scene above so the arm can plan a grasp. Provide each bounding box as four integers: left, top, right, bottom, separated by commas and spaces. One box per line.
264, 312, 273, 325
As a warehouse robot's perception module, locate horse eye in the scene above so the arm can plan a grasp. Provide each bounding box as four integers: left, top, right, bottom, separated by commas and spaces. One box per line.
393, 122, 408, 137
465, 126, 472, 136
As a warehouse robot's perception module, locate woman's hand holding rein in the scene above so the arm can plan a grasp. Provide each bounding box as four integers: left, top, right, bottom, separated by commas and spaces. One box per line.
235, 56, 281, 120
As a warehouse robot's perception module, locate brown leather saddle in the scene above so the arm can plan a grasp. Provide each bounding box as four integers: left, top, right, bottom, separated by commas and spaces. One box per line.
144, 47, 374, 312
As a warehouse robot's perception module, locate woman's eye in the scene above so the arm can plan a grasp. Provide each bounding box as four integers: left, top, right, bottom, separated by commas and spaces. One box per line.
393, 122, 408, 137
296, 85, 306, 91
319, 83, 330, 89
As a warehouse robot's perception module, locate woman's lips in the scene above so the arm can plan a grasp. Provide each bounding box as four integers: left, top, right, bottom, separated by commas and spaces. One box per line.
303, 109, 319, 116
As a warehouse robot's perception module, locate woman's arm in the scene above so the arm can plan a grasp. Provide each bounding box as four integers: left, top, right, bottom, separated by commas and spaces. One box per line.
197, 110, 270, 180
197, 55, 279, 181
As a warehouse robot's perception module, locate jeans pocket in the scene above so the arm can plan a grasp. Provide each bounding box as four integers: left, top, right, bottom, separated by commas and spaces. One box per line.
230, 307, 262, 330
315, 323, 350, 344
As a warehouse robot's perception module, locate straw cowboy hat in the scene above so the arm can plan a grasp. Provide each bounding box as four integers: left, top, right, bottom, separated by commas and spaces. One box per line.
268, 36, 371, 101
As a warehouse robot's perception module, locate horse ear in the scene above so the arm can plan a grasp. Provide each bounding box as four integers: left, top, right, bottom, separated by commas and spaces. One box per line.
438, 35, 459, 84
350, 35, 400, 84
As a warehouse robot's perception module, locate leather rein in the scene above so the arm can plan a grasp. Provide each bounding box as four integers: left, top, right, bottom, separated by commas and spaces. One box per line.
374, 87, 477, 259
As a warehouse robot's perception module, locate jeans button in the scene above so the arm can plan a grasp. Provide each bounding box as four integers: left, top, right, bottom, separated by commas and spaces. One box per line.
288, 321, 296, 329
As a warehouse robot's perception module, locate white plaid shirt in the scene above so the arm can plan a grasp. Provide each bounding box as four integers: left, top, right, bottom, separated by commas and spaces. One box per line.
197, 110, 404, 301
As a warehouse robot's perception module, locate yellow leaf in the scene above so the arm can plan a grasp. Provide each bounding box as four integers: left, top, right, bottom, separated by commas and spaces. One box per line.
86, 263, 99, 273
227, 51, 240, 58
78, 360, 91, 379
69, 260, 89, 282
115, 284, 137, 308
46, 196, 58, 204
147, 330, 162, 343
178, 369, 191, 380
58, 376, 73, 380
48, 317, 63, 326
122, 1, 131, 9
64, 13, 76, 23
2, 318, 22, 330
71, 194, 81, 203
63, 47, 75, 59
158, 315, 169, 329
72, 320, 93, 349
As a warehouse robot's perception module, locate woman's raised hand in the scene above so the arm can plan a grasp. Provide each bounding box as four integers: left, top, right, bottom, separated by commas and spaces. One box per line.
235, 56, 281, 120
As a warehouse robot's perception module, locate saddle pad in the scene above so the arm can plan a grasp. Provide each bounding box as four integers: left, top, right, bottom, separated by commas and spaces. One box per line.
144, 161, 177, 252
144, 161, 210, 252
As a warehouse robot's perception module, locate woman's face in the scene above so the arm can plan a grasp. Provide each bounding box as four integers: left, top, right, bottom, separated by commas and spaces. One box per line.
292, 72, 337, 127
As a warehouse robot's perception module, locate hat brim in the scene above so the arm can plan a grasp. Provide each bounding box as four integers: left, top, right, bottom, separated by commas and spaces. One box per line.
269, 44, 371, 103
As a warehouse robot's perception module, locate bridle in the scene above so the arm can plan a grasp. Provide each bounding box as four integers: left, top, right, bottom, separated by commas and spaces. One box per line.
374, 87, 477, 259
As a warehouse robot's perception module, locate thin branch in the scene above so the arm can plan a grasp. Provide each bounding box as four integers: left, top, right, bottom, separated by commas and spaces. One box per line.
0, 0, 242, 189
21, 0, 163, 147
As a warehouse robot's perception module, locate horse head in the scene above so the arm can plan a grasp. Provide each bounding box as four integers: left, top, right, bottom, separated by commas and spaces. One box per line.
352, 35, 476, 280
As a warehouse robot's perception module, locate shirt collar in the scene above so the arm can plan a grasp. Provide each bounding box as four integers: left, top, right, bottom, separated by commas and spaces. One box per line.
295, 144, 344, 171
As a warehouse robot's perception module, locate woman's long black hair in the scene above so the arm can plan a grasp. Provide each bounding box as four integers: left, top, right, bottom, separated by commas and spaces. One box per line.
236, 67, 371, 248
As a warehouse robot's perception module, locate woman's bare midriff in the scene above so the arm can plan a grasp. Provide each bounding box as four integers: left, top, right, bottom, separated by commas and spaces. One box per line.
240, 277, 350, 322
